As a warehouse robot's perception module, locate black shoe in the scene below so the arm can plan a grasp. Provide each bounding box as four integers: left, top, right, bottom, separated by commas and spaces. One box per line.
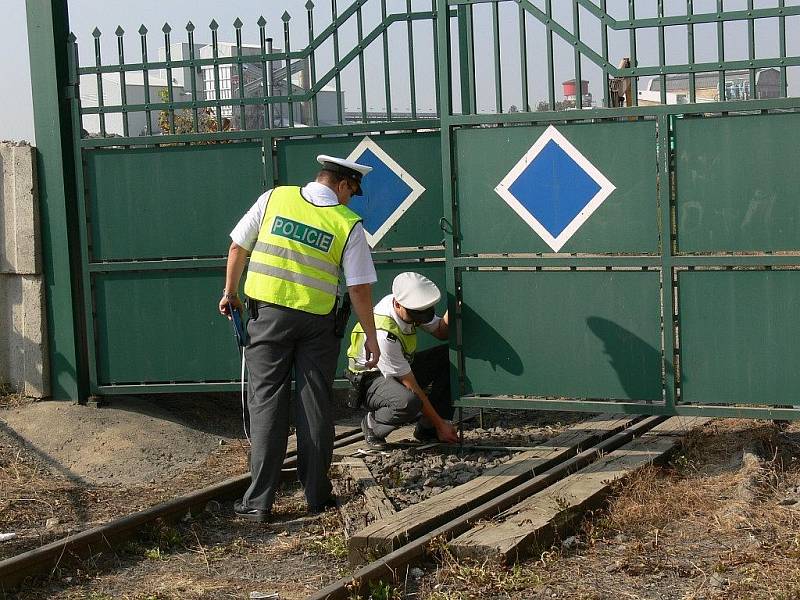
233, 499, 271, 523
361, 414, 387, 450
413, 425, 438, 443
309, 495, 338, 515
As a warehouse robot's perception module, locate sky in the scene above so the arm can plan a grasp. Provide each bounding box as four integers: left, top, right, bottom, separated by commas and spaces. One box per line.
2, 0, 798, 143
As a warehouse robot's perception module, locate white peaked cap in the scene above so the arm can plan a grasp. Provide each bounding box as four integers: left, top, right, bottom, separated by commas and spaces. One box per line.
392, 272, 441, 311
316, 154, 373, 176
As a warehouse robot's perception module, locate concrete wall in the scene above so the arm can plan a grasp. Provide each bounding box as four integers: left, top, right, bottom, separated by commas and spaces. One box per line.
0, 141, 49, 398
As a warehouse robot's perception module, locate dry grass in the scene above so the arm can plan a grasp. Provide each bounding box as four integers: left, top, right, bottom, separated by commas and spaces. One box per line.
416, 536, 544, 599
412, 419, 800, 599
0, 431, 251, 560
9, 484, 354, 600
0, 389, 33, 409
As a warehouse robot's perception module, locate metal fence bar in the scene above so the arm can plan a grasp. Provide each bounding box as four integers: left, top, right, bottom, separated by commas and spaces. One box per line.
456, 5, 475, 115
163, 24, 175, 135
600, 0, 609, 107
355, 1, 367, 121
67, 33, 98, 396
687, 0, 696, 103
492, 0, 502, 112
658, 113, 676, 409
78, 3, 800, 77
92, 28, 106, 136
628, 0, 638, 104
518, 1, 529, 111
210, 20, 223, 129
283, 13, 295, 128
115, 27, 129, 137
80, 119, 440, 148
234, 18, 246, 130
657, 0, 666, 105
545, 0, 555, 109
27, 0, 88, 402
779, 0, 787, 97
330, 1, 343, 124
435, 0, 463, 420
446, 95, 800, 124
266, 37, 275, 128
186, 22, 200, 133
572, 0, 582, 110
306, 3, 319, 126
561, 0, 800, 29
717, 0, 725, 101
747, 0, 756, 98
432, 0, 441, 117
258, 17, 271, 129
407, 0, 418, 119
381, 0, 393, 120
139, 25, 152, 136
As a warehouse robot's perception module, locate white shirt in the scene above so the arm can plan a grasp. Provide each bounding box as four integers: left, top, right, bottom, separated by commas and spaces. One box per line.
230, 182, 377, 286
369, 294, 442, 378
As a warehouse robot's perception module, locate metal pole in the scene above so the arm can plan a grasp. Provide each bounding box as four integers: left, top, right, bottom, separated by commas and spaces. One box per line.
25, 0, 89, 402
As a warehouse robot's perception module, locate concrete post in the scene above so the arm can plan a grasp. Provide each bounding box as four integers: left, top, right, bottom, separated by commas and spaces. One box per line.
0, 141, 49, 398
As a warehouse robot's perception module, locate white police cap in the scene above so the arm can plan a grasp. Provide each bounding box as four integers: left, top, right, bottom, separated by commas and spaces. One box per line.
316, 155, 373, 195
392, 272, 441, 311
316, 155, 373, 176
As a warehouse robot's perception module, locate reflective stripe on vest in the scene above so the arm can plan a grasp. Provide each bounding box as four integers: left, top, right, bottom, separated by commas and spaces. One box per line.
244, 186, 362, 314
347, 312, 417, 371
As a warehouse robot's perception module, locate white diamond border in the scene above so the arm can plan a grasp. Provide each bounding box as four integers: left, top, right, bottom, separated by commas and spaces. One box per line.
494, 125, 616, 252
347, 136, 426, 248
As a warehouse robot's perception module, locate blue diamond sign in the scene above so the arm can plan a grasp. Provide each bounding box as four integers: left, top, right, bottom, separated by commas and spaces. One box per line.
495, 125, 616, 252
346, 137, 425, 247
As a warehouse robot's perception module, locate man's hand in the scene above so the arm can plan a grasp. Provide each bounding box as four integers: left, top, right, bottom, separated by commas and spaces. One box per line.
219, 294, 244, 318
436, 419, 459, 444
219, 241, 249, 318
364, 334, 381, 369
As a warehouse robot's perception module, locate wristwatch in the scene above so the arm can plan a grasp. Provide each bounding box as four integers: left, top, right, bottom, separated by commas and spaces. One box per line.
223, 289, 239, 300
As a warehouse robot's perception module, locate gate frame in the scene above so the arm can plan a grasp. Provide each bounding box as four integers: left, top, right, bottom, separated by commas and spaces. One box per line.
26, 0, 800, 419
436, 0, 800, 420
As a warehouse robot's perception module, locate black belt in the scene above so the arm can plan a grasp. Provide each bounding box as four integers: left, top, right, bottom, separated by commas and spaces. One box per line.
247, 298, 336, 318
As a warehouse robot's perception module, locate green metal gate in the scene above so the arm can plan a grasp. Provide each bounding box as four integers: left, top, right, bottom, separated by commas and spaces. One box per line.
26, 0, 800, 418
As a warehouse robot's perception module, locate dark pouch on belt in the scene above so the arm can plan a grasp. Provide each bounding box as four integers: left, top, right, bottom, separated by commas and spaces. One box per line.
344, 369, 376, 409
333, 293, 352, 338
344, 369, 362, 409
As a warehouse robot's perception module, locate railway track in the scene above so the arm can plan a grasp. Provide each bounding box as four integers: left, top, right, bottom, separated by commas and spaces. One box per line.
0, 427, 365, 589
312, 414, 707, 600
0, 413, 705, 597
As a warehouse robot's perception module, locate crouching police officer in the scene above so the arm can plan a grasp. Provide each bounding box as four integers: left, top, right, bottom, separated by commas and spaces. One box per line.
346, 272, 459, 449
219, 155, 380, 522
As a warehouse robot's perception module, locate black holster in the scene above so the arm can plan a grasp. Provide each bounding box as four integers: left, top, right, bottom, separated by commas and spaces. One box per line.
333, 293, 352, 338
343, 369, 378, 409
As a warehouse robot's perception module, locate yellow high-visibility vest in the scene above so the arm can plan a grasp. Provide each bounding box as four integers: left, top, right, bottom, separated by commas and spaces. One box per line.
244, 186, 361, 314
347, 313, 417, 371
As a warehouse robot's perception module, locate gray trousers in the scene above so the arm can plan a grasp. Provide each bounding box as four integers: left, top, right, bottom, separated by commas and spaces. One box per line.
242, 303, 339, 511
364, 344, 453, 439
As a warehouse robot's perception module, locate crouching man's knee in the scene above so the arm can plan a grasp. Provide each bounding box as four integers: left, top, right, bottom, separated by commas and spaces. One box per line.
394, 390, 422, 421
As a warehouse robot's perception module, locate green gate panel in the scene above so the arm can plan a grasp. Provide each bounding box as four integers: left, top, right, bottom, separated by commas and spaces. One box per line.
460, 270, 663, 399
275, 132, 443, 249
85, 143, 265, 261
455, 121, 658, 255
335, 261, 447, 376
675, 113, 800, 253
94, 270, 240, 384
678, 270, 800, 405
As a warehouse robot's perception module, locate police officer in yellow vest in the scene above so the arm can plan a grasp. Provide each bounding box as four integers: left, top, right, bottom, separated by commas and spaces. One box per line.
347, 272, 459, 449
218, 155, 380, 522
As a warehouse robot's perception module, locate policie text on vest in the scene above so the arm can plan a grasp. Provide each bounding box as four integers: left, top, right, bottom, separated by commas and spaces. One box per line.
271, 216, 335, 253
